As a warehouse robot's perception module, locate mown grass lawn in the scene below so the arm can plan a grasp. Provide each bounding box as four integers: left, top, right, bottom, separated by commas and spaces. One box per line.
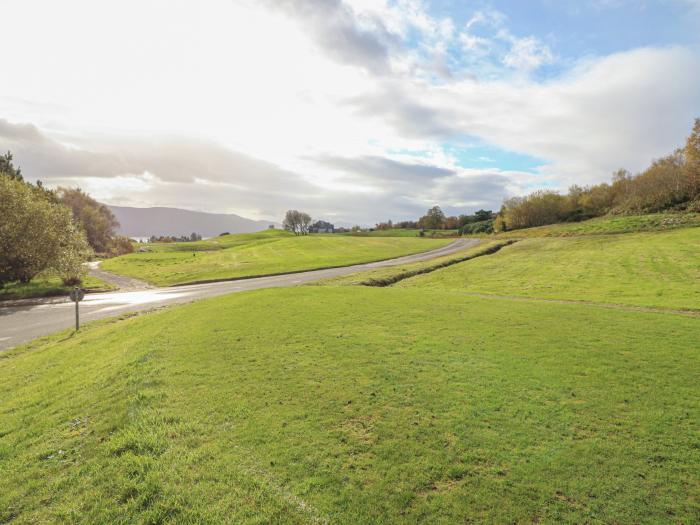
102, 234, 452, 286
342, 229, 459, 238
1, 286, 698, 524
401, 226, 700, 310
0, 274, 115, 301
315, 240, 506, 286
136, 229, 295, 253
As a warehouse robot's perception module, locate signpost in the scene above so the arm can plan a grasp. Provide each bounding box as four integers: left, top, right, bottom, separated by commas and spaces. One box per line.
69, 287, 85, 331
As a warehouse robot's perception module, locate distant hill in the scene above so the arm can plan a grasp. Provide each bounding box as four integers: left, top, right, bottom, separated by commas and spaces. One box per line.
107, 205, 279, 238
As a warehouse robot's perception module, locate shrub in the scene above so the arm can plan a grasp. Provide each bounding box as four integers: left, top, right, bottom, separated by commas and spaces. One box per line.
0, 174, 92, 285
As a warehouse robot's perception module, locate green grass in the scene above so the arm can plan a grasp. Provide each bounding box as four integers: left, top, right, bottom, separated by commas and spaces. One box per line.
486, 212, 700, 238
0, 274, 115, 301
1, 286, 698, 524
102, 233, 452, 286
400, 227, 700, 311
3, 226, 699, 523
315, 240, 507, 287
137, 229, 294, 253
342, 229, 459, 238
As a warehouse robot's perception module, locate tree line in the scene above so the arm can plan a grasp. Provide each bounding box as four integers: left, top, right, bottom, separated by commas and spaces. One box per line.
0, 153, 133, 287
374, 207, 495, 234
370, 118, 700, 235
495, 118, 700, 231
147, 233, 203, 243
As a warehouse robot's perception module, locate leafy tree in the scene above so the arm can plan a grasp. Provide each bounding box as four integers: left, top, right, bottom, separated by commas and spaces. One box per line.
684, 118, 700, 198
283, 210, 312, 235
0, 151, 22, 181
418, 206, 445, 229
57, 187, 120, 254
0, 174, 91, 285
473, 209, 493, 222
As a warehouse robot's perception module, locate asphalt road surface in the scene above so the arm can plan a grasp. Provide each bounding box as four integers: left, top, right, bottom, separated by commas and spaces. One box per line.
0, 239, 479, 351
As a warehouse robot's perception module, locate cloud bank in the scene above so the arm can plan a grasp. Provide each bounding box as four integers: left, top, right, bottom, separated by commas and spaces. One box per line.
0, 0, 699, 223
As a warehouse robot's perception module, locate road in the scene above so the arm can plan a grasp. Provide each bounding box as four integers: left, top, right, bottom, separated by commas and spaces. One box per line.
0, 239, 479, 351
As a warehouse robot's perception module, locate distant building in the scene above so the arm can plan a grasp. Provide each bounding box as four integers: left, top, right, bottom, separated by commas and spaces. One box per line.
309, 220, 335, 233
268, 224, 275, 229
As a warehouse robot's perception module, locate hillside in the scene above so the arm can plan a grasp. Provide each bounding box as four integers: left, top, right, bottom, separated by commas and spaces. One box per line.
101, 232, 452, 286
2, 227, 698, 523
107, 205, 279, 238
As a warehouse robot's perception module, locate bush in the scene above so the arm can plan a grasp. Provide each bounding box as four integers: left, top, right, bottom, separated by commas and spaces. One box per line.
107, 235, 135, 257
0, 175, 92, 285
460, 219, 494, 235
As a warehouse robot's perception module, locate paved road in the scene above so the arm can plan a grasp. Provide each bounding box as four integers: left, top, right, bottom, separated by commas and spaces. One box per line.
0, 239, 479, 351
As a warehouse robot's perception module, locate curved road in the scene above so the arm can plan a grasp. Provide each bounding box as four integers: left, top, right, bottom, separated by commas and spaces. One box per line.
0, 239, 479, 351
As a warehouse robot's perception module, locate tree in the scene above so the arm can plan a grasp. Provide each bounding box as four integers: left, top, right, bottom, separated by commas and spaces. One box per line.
0, 174, 92, 285
684, 118, 700, 198
57, 187, 119, 254
0, 151, 22, 181
283, 210, 312, 235
473, 209, 493, 222
443, 216, 460, 229
418, 206, 446, 229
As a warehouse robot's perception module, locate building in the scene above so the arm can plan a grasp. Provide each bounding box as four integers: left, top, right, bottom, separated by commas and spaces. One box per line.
309, 220, 334, 233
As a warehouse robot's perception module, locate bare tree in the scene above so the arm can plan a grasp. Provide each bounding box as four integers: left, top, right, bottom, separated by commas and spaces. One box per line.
283, 210, 312, 235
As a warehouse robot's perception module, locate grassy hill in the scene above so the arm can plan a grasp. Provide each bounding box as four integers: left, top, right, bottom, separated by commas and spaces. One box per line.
400, 226, 700, 310
1, 225, 698, 523
342, 228, 459, 237
103, 231, 452, 286
488, 212, 700, 238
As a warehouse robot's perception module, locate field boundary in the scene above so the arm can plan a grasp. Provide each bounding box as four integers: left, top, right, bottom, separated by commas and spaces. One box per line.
360, 240, 518, 287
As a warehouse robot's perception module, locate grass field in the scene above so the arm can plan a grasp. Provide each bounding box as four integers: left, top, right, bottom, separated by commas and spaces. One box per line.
135, 229, 295, 252
1, 286, 698, 524
484, 212, 700, 238
0, 274, 115, 301
316, 240, 508, 287
102, 231, 452, 286
399, 227, 700, 310
2, 225, 699, 523
342, 229, 459, 237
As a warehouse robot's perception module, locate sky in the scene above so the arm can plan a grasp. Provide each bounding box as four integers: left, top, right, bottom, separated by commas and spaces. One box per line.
1, 0, 699, 224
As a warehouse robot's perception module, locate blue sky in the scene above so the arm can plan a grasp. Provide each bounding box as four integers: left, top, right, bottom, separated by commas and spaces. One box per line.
432, 0, 699, 56
1, 0, 699, 223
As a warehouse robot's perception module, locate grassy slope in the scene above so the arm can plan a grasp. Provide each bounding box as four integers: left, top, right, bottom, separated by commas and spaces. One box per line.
315, 240, 505, 286
400, 227, 700, 310
1, 287, 698, 524
102, 233, 452, 286
0, 274, 115, 301
487, 212, 700, 238
342, 229, 459, 237
3, 225, 699, 523
137, 229, 295, 252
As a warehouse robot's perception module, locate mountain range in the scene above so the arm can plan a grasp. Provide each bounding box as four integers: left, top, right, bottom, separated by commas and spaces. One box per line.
108, 205, 279, 238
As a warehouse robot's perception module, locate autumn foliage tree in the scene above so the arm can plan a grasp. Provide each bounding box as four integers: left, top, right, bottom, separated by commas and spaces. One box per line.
57, 188, 119, 253
418, 206, 446, 229
494, 119, 700, 231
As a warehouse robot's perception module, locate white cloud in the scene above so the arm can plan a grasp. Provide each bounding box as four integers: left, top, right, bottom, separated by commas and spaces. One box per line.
501, 35, 555, 72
